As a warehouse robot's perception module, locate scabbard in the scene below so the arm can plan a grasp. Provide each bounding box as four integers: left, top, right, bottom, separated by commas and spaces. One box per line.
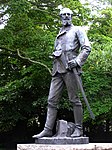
73, 68, 95, 119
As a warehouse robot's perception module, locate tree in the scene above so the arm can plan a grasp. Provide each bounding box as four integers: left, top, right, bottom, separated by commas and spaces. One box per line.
82, 7, 112, 136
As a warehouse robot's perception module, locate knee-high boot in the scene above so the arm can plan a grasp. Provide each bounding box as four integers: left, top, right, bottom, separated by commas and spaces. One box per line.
32, 107, 57, 138
71, 105, 83, 137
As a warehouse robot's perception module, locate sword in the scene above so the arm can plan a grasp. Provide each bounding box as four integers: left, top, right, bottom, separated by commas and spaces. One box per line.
66, 54, 95, 119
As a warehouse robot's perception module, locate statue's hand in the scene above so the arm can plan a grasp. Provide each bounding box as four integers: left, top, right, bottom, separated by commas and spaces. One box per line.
68, 59, 77, 69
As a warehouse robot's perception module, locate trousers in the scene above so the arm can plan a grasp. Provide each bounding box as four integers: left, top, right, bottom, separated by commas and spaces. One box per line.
48, 71, 82, 108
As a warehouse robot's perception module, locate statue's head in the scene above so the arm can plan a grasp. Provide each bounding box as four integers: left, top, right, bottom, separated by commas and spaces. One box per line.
59, 8, 73, 26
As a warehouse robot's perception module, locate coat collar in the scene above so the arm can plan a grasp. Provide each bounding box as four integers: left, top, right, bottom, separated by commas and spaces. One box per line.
56, 24, 73, 38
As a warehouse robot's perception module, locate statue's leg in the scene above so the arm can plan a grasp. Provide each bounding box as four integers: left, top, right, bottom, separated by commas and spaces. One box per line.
63, 71, 83, 137
33, 74, 64, 138
71, 105, 83, 137
32, 107, 57, 138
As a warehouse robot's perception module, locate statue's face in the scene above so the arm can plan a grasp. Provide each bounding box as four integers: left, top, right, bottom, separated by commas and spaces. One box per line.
60, 8, 73, 26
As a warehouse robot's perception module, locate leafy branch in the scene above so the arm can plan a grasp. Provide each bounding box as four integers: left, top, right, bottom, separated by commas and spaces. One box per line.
17, 49, 52, 75
0, 46, 52, 75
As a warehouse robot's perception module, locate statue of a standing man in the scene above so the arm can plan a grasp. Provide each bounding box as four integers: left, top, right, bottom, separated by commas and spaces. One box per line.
33, 8, 91, 138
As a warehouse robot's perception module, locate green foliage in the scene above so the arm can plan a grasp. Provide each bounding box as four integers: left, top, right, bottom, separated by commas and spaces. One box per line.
89, 8, 112, 38
83, 7, 112, 121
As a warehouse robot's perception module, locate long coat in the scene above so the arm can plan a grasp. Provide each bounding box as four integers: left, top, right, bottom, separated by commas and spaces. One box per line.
52, 24, 91, 76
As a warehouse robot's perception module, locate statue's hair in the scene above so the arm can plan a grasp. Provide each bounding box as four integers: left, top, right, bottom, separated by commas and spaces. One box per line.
59, 8, 73, 16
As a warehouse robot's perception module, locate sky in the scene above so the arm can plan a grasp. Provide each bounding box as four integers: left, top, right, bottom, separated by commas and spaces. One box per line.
79, 0, 111, 17
80, 0, 110, 9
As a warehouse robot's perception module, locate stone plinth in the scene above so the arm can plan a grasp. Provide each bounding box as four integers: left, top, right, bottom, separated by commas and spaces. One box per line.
17, 143, 112, 150
35, 136, 89, 144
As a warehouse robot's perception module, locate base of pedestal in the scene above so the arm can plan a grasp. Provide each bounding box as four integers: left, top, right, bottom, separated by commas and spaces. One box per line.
35, 136, 89, 144
17, 143, 112, 150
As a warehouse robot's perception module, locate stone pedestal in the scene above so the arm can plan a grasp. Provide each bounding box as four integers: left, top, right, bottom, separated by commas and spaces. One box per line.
35, 136, 89, 144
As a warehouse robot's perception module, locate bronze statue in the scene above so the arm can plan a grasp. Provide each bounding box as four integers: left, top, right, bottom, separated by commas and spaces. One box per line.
33, 7, 91, 138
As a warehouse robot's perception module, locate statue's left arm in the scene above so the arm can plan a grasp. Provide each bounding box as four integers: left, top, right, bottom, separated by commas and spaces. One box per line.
75, 27, 91, 67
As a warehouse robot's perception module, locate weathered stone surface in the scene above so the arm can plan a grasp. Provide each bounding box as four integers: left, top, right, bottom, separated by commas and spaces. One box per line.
35, 136, 89, 144
54, 120, 75, 137
17, 143, 112, 150
55, 120, 68, 137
